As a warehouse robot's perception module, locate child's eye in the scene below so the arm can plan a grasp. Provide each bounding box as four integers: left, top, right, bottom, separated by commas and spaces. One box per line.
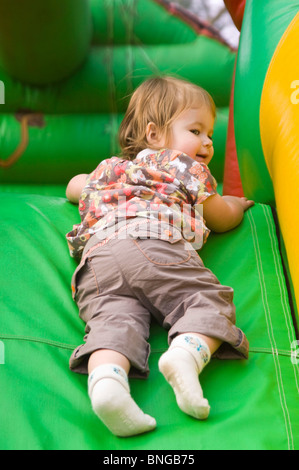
190, 129, 200, 136
209, 135, 213, 141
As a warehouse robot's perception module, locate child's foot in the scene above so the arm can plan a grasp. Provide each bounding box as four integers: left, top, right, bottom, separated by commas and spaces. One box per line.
88, 364, 156, 437
158, 335, 211, 420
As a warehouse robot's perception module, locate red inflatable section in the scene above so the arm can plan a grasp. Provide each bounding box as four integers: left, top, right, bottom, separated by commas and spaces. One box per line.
223, 66, 244, 196
222, 0, 246, 197
223, 0, 246, 31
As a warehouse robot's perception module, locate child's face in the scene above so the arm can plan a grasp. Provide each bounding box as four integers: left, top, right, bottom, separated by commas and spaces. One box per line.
166, 105, 214, 165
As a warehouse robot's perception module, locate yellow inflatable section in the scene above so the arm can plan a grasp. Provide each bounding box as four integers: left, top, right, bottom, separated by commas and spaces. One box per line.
260, 12, 299, 310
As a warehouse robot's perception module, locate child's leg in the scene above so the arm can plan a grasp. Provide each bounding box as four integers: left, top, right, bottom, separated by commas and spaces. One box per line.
88, 349, 156, 437
88, 349, 131, 374
159, 333, 221, 420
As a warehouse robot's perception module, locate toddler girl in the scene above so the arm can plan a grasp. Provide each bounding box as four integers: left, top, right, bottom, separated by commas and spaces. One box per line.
66, 76, 253, 437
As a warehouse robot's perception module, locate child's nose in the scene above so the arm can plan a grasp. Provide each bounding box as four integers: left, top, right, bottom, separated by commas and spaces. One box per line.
202, 135, 212, 147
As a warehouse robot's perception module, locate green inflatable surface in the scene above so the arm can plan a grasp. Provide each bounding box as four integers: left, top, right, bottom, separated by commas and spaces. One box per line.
0, 0, 298, 450
1, 194, 298, 450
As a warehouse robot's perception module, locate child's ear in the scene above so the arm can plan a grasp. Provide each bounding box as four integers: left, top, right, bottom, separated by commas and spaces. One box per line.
146, 122, 165, 147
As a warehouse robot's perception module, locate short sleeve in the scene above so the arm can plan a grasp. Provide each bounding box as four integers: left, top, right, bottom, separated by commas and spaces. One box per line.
189, 162, 217, 204
166, 151, 217, 205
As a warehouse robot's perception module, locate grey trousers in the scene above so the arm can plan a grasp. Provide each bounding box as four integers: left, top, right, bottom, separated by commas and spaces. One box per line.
69, 236, 249, 377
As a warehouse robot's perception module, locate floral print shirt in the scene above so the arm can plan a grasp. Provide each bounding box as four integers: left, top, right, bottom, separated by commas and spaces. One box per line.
66, 148, 217, 258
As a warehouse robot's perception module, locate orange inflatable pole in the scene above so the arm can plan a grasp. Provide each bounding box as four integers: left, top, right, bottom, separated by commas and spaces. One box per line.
222, 0, 246, 196
223, 65, 244, 197
223, 0, 246, 31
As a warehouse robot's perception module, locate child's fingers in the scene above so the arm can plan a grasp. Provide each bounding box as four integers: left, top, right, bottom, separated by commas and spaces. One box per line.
241, 197, 255, 209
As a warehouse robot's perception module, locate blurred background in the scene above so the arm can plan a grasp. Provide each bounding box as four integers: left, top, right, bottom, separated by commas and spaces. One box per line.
172, 0, 240, 48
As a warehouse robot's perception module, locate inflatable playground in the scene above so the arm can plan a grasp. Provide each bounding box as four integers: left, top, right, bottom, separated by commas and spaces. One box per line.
0, 0, 298, 450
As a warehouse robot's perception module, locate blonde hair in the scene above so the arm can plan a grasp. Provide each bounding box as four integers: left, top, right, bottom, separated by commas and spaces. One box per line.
119, 75, 216, 160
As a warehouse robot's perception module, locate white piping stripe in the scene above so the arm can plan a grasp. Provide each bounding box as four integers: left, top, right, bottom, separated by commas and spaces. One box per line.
248, 207, 293, 450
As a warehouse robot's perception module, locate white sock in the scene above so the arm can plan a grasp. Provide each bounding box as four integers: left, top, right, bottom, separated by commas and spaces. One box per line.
88, 364, 156, 437
158, 334, 211, 419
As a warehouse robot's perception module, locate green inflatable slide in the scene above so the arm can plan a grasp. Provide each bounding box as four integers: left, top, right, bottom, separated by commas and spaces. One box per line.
0, 0, 298, 450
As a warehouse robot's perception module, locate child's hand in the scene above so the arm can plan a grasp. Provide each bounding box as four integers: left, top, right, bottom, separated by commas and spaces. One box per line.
238, 197, 255, 212
203, 194, 255, 233
222, 195, 254, 213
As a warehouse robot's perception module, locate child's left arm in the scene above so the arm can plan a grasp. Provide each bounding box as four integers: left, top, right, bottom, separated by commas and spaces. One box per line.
202, 193, 254, 233
66, 173, 88, 203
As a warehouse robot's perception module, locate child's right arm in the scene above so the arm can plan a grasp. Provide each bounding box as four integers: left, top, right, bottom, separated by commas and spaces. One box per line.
66, 173, 88, 204
202, 193, 254, 233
